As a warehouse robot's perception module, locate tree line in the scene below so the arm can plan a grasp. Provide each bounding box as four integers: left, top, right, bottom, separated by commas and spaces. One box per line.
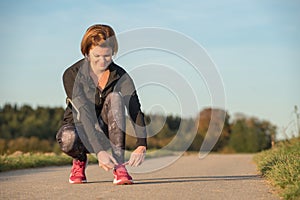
0, 104, 276, 154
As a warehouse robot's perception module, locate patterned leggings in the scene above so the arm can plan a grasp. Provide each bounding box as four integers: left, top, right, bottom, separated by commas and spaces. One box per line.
56, 92, 126, 163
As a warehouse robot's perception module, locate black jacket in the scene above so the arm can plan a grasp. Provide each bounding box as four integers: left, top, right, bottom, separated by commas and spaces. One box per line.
62, 58, 147, 151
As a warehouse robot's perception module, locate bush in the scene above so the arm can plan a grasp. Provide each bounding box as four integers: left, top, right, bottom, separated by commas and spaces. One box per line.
5, 137, 53, 154
0, 139, 7, 154
254, 137, 300, 200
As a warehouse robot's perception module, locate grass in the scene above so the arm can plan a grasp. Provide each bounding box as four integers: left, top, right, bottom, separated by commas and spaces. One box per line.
0, 152, 70, 172
0, 149, 177, 173
0, 152, 97, 172
254, 137, 300, 200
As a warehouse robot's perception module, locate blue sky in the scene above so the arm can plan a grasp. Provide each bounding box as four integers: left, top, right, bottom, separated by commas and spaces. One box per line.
0, 0, 299, 138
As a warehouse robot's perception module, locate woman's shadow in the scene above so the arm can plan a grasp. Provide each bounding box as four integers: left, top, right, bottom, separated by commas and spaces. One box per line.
133, 175, 261, 185
87, 175, 261, 185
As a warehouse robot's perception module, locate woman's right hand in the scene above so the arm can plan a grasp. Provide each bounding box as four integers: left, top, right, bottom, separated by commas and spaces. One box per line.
97, 151, 118, 171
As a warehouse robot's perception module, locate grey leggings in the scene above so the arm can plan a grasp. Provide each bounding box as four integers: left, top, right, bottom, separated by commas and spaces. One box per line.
56, 92, 126, 163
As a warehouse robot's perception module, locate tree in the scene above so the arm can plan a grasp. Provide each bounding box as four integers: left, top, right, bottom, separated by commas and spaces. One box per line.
228, 117, 274, 152
192, 108, 231, 152
0, 104, 64, 140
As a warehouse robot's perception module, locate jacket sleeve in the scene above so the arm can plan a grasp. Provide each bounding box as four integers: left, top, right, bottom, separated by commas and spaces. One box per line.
118, 73, 147, 148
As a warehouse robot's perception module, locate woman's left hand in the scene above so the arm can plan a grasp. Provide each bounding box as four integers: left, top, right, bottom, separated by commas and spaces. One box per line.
127, 146, 146, 167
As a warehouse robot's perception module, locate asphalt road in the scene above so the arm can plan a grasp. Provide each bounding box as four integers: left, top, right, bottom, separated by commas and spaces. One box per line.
0, 154, 279, 200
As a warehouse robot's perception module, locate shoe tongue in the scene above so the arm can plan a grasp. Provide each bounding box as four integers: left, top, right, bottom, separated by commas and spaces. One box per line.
75, 160, 85, 167
116, 166, 127, 173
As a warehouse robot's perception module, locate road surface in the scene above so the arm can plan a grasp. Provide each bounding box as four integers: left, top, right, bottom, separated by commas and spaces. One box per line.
0, 154, 279, 200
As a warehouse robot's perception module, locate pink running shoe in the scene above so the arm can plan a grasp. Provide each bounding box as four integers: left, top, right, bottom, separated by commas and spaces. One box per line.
113, 164, 133, 185
69, 159, 87, 184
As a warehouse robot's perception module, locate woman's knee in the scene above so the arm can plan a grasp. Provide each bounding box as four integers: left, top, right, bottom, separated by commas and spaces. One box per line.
106, 92, 123, 103
102, 92, 125, 121
56, 125, 77, 153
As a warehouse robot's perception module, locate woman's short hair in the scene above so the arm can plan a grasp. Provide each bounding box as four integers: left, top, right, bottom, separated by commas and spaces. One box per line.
81, 24, 118, 56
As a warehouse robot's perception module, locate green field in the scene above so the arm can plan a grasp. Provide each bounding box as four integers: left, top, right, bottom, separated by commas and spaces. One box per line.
0, 152, 87, 172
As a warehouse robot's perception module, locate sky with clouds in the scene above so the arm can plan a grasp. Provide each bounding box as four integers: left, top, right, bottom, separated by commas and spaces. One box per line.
0, 0, 299, 138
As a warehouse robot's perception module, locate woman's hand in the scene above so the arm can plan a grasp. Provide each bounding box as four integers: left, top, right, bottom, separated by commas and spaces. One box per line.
128, 146, 146, 167
97, 151, 118, 171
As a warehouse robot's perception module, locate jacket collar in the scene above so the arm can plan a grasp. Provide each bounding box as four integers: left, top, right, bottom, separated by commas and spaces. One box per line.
77, 58, 120, 89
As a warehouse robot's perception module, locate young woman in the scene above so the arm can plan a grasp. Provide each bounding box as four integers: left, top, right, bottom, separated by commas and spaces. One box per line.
56, 24, 147, 185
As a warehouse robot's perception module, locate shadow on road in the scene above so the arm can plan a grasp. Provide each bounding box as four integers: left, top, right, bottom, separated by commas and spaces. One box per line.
85, 180, 112, 184
133, 175, 261, 185
83, 175, 261, 185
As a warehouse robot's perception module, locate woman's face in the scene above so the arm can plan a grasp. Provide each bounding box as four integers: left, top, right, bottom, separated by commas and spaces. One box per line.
88, 46, 113, 72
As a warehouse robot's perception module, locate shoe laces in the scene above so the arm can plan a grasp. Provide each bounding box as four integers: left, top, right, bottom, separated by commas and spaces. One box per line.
71, 160, 85, 176
115, 165, 128, 175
